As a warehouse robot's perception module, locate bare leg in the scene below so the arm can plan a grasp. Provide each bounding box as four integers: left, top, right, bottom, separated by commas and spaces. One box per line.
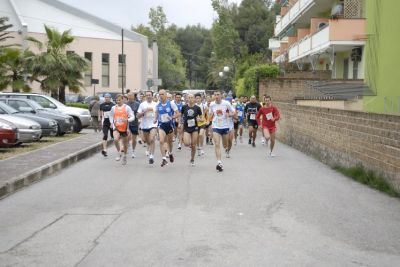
158, 130, 167, 158
213, 133, 222, 161
113, 131, 121, 152
191, 131, 199, 161
148, 128, 157, 156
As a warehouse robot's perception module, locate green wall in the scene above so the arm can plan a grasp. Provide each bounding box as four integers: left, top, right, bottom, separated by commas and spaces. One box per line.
364, 0, 400, 114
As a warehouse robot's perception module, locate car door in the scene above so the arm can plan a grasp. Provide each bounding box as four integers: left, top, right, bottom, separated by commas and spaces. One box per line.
8, 100, 34, 113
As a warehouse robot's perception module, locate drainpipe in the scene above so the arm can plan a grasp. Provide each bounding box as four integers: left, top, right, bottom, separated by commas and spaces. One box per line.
152, 41, 158, 92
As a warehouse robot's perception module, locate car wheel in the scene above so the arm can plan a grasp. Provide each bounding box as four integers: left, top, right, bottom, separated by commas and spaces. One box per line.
72, 117, 82, 133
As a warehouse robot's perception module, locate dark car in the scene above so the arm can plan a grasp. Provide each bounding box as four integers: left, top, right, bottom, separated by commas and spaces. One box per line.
0, 102, 58, 137
0, 119, 19, 147
1, 98, 74, 135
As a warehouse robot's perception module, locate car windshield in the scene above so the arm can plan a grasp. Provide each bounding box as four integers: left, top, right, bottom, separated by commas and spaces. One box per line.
28, 99, 45, 110
0, 102, 19, 114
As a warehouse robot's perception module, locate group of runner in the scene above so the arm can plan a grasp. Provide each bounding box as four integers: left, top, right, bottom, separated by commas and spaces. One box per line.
97, 90, 280, 172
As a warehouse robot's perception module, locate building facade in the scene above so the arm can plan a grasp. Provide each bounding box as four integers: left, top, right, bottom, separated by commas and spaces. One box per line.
0, 0, 159, 95
271, 0, 366, 80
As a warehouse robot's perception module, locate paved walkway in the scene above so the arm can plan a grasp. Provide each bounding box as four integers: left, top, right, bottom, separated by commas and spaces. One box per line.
0, 135, 399, 266
0, 130, 103, 198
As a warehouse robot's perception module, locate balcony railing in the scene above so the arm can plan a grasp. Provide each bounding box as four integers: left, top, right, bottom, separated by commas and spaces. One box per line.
288, 19, 366, 62
275, 0, 314, 36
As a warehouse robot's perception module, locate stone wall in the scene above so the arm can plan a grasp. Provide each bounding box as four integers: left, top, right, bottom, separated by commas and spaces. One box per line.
259, 79, 306, 103
275, 102, 400, 191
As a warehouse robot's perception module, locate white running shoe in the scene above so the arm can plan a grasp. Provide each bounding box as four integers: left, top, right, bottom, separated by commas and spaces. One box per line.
115, 154, 121, 161
122, 155, 127, 165
190, 160, 195, 166
261, 138, 266, 145
145, 150, 149, 157
201, 150, 205, 156
270, 152, 276, 157
197, 149, 201, 156
131, 152, 136, 158
226, 149, 230, 158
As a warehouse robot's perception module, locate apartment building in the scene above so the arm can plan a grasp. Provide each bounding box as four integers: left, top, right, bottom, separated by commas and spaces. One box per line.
0, 0, 159, 95
271, 0, 366, 80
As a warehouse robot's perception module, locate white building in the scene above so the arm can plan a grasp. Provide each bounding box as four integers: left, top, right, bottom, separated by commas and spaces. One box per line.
0, 0, 159, 95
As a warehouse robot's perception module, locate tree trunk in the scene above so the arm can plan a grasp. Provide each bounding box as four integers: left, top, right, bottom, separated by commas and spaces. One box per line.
58, 86, 66, 104
51, 90, 59, 99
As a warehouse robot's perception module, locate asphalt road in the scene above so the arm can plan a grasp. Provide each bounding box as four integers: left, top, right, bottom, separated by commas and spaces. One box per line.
1, 135, 399, 267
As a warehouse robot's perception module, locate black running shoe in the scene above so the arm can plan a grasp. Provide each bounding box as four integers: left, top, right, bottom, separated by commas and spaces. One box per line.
161, 159, 168, 167
149, 157, 154, 164
138, 140, 142, 145
216, 163, 223, 172
248, 139, 252, 145
252, 142, 256, 147
169, 153, 174, 163
101, 150, 107, 157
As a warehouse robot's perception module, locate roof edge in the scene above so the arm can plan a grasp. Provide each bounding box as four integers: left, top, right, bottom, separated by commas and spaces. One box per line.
36, 0, 148, 42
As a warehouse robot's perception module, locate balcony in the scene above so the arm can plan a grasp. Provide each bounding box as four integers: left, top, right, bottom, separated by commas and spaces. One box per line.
288, 19, 366, 62
275, 0, 314, 36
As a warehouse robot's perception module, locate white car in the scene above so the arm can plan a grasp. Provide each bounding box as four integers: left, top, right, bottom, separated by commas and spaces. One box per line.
0, 93, 91, 132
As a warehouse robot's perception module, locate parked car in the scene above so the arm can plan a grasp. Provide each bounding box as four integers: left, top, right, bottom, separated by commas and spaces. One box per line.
0, 119, 19, 147
0, 98, 74, 135
0, 115, 41, 143
84, 95, 105, 104
65, 94, 85, 103
0, 93, 91, 132
0, 102, 58, 137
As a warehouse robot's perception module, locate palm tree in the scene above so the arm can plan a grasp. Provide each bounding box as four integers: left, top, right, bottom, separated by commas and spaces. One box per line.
0, 48, 33, 92
28, 25, 88, 103
0, 17, 14, 47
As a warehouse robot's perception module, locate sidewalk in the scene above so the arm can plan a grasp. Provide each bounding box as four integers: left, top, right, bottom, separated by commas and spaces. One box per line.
0, 130, 105, 199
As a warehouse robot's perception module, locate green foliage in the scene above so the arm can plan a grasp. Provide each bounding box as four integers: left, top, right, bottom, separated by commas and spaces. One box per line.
134, 7, 185, 89
334, 165, 399, 198
0, 17, 14, 47
242, 64, 279, 95
233, 0, 275, 54
28, 25, 88, 102
235, 78, 246, 97
65, 102, 89, 109
0, 48, 33, 92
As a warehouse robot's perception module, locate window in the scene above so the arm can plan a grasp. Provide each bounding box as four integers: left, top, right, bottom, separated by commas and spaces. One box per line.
84, 52, 93, 86
118, 54, 126, 88
102, 53, 110, 87
353, 60, 358, 79
30, 96, 54, 109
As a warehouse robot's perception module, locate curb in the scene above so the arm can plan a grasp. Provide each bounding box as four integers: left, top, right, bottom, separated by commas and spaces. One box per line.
0, 140, 111, 200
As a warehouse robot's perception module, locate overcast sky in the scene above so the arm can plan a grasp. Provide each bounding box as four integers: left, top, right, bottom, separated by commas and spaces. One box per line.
60, 0, 242, 29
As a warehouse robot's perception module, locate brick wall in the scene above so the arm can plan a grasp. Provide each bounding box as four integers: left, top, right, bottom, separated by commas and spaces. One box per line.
259, 79, 306, 103
275, 102, 400, 191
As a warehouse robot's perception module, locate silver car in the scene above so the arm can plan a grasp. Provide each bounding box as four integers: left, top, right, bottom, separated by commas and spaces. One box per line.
0, 93, 91, 132
0, 115, 42, 143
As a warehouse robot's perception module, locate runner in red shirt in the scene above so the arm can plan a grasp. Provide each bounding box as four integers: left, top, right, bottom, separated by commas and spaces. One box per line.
256, 96, 280, 157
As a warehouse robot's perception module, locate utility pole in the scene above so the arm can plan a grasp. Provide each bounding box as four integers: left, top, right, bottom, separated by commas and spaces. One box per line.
121, 28, 125, 94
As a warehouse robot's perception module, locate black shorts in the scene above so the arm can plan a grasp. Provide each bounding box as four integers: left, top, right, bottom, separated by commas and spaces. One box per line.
159, 123, 174, 135
248, 120, 258, 129
102, 123, 113, 140
184, 127, 199, 134
129, 124, 139, 135
114, 130, 128, 137
142, 127, 156, 133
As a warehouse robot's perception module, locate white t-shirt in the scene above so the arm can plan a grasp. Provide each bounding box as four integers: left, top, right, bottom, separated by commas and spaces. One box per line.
208, 100, 235, 129
138, 101, 158, 129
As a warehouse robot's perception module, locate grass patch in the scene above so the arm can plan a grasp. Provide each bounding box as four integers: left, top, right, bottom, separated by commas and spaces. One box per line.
0, 133, 84, 160
334, 165, 399, 198
66, 102, 89, 109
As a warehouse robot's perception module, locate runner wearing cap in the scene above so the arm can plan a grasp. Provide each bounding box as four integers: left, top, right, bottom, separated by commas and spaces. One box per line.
99, 93, 115, 157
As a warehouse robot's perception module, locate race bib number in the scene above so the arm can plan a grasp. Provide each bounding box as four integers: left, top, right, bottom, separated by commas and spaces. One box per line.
250, 114, 256, 120
145, 111, 154, 118
161, 113, 170, 123
238, 111, 243, 117
266, 112, 273, 120
215, 117, 224, 128
187, 119, 196, 127
116, 117, 125, 123
103, 111, 110, 118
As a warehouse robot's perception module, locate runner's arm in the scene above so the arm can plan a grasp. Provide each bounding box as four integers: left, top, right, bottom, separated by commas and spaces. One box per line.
127, 106, 135, 122
273, 106, 280, 122
256, 108, 262, 125
109, 107, 115, 129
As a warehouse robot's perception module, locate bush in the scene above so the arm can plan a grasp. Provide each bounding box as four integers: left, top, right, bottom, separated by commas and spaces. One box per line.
65, 102, 89, 109
234, 78, 246, 97
243, 64, 279, 96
